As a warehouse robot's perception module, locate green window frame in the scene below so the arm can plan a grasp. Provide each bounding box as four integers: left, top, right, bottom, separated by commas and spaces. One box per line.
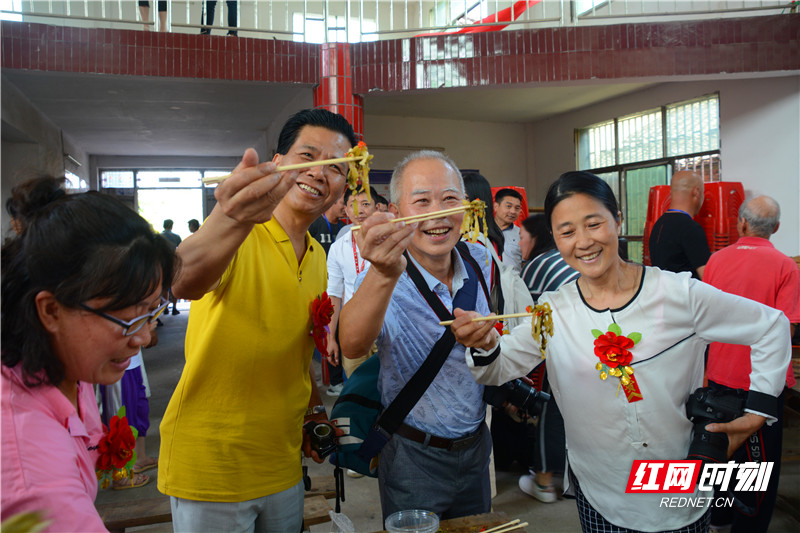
575, 94, 720, 262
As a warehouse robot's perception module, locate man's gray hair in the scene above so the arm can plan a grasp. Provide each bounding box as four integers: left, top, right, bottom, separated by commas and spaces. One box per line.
739, 196, 780, 238
389, 150, 465, 204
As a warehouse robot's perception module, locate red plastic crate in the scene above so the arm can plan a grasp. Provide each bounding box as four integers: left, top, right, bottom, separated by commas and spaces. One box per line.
696, 182, 745, 253
642, 185, 671, 266
642, 182, 745, 265
491, 186, 529, 227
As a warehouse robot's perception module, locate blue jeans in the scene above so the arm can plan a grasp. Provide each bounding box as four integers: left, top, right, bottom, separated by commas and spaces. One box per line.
378, 422, 492, 522
170, 480, 304, 533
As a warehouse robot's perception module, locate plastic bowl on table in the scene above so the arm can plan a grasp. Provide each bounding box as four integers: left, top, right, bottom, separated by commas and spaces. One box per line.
384, 509, 439, 533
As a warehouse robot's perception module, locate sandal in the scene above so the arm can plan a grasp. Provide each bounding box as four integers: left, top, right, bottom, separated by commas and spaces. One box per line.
112, 472, 150, 490
133, 458, 158, 474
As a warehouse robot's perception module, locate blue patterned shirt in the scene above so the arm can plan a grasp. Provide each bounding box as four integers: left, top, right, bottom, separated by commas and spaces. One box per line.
354, 242, 491, 438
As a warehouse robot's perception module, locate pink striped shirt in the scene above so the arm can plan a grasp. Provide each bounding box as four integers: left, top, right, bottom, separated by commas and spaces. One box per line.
2, 364, 106, 532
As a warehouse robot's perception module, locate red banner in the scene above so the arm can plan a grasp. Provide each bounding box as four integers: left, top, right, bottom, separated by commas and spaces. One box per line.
417, 1, 541, 37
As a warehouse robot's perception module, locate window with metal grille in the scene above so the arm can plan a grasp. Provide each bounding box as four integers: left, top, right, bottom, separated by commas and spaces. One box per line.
101, 170, 134, 189
575, 94, 720, 262
667, 95, 720, 157
577, 120, 615, 170
618, 109, 663, 164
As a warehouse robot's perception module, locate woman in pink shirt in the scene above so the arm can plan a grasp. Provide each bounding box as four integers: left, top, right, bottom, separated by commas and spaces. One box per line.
2, 181, 177, 532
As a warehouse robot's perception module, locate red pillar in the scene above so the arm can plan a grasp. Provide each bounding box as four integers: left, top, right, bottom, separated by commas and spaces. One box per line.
314, 43, 364, 140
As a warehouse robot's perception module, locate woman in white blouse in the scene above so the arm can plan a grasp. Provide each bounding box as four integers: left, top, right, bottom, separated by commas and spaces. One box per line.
451, 171, 790, 533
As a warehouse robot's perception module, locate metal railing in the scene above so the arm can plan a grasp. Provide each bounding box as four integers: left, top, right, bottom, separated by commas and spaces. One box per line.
1, 1, 794, 42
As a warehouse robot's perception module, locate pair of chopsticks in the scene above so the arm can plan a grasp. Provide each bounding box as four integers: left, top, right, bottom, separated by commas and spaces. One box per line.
438, 311, 532, 327
351, 204, 470, 232
200, 155, 364, 185
483, 519, 528, 533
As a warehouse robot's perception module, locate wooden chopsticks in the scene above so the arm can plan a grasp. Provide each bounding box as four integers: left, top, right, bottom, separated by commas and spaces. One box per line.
351, 205, 470, 232
483, 519, 528, 533
438, 312, 533, 327
200, 155, 363, 185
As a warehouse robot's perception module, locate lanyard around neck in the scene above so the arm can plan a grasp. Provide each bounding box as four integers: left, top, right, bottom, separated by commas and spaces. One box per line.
666, 209, 692, 217
352, 236, 366, 275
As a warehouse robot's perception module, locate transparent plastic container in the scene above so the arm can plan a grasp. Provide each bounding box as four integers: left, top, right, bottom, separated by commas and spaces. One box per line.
328, 510, 355, 533
384, 509, 439, 533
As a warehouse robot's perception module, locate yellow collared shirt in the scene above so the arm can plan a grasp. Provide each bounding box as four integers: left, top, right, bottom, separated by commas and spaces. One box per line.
158, 218, 326, 502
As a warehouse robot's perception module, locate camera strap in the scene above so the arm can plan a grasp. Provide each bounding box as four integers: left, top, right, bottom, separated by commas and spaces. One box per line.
359, 243, 488, 454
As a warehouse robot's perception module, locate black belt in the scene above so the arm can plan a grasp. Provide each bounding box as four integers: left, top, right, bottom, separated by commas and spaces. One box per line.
396, 423, 482, 451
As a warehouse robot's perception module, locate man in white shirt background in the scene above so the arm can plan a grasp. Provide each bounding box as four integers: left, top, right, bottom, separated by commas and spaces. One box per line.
326, 186, 378, 389
493, 188, 524, 273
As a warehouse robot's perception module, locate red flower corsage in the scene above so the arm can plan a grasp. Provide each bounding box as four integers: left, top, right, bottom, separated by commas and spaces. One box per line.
95, 407, 138, 489
591, 324, 643, 403
310, 292, 334, 355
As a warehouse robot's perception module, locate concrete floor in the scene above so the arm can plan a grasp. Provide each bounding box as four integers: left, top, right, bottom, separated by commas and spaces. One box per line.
96, 302, 800, 532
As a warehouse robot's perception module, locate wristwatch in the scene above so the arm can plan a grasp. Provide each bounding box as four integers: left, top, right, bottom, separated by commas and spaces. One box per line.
305, 405, 326, 417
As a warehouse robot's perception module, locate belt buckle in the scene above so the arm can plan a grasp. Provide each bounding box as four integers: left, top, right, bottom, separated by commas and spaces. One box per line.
448, 433, 477, 451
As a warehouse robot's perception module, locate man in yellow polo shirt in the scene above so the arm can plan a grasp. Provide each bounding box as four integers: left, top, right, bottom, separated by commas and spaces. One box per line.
158, 109, 356, 532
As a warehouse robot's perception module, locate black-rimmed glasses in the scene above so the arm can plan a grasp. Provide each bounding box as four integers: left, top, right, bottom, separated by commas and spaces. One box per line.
79, 296, 169, 336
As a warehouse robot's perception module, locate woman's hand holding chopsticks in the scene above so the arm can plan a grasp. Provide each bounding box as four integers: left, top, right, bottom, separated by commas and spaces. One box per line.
450, 308, 499, 352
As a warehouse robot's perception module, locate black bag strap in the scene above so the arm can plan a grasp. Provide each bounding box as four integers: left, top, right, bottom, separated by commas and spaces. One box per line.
456, 241, 491, 305
373, 246, 485, 436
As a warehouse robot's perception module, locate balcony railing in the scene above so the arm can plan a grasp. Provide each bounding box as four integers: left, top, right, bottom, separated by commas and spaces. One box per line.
1, 1, 795, 43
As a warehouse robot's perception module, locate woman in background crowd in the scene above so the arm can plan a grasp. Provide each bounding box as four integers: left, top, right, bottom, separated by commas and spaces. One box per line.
520, 214, 580, 302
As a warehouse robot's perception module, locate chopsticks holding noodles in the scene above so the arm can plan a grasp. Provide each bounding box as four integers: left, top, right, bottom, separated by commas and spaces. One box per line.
439, 303, 554, 357
201, 155, 364, 185
351, 199, 486, 235
351, 205, 469, 231
438, 312, 533, 327
201, 142, 374, 194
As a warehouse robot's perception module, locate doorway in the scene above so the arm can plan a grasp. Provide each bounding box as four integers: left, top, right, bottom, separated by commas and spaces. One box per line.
135, 170, 205, 240
138, 188, 203, 240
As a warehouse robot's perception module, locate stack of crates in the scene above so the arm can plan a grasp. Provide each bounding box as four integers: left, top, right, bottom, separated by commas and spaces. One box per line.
696, 182, 746, 253
642, 185, 672, 266
642, 182, 745, 266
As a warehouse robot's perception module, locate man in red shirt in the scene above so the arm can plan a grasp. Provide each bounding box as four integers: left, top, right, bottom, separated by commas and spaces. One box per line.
704, 195, 800, 533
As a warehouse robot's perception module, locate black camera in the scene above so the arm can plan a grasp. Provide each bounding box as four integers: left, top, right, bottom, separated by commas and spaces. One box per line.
303, 420, 337, 459
483, 379, 550, 419
685, 387, 746, 466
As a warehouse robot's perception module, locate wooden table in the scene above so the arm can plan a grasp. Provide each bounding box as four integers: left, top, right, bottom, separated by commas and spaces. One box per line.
374, 511, 527, 533
97, 475, 339, 532
438, 512, 527, 533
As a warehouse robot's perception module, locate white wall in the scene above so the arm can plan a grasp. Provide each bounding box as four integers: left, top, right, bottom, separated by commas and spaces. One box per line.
720, 76, 800, 257
364, 114, 528, 186
525, 75, 800, 256
1, 76, 89, 235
